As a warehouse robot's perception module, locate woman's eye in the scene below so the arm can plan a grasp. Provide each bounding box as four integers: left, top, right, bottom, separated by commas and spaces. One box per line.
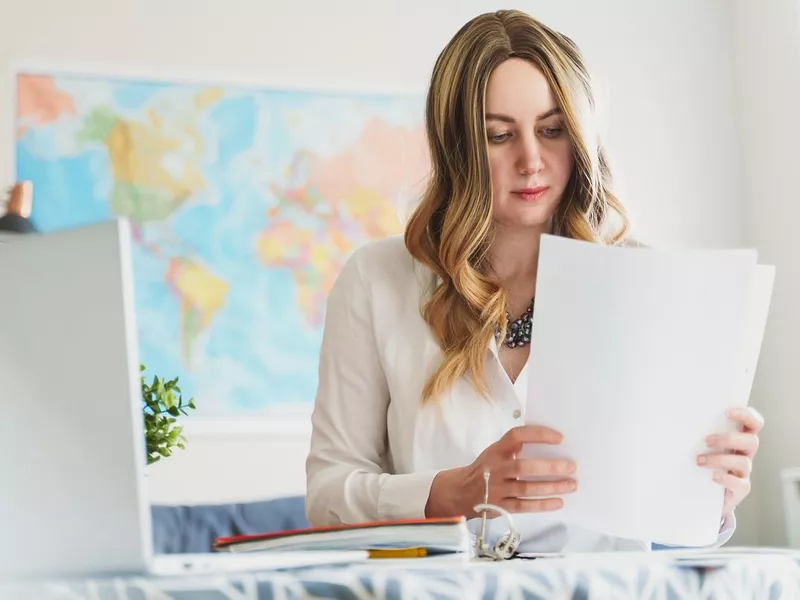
540, 127, 564, 139
488, 132, 510, 143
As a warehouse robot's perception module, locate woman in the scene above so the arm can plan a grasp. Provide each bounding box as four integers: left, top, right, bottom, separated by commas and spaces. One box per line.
305, 9, 763, 552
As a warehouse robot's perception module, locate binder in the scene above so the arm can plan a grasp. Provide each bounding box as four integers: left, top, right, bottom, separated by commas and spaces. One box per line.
213, 516, 471, 555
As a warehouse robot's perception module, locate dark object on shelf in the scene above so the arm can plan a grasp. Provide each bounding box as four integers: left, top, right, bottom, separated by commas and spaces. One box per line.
0, 181, 38, 234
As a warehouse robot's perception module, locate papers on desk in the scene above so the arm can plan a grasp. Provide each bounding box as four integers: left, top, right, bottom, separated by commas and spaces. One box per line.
515, 546, 800, 569
213, 516, 472, 556
523, 235, 775, 547
658, 546, 800, 568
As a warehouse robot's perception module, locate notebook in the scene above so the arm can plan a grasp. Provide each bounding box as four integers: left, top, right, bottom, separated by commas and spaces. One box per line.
213, 516, 472, 555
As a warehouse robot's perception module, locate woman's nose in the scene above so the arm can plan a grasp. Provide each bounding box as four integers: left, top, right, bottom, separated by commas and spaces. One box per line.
518, 137, 543, 175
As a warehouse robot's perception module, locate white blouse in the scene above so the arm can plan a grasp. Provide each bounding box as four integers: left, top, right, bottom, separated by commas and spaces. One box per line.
305, 234, 735, 552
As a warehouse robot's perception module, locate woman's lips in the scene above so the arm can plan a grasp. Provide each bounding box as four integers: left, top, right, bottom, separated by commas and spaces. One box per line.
513, 186, 549, 201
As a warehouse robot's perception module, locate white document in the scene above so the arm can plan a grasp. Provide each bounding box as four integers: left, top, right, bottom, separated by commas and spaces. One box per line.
522, 235, 775, 547
515, 546, 800, 568
735, 265, 775, 405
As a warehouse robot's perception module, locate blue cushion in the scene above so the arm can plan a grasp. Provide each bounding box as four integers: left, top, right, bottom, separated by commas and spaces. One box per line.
151, 495, 309, 554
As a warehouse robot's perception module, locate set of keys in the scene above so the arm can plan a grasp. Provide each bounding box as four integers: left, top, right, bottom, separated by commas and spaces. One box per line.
472, 469, 521, 560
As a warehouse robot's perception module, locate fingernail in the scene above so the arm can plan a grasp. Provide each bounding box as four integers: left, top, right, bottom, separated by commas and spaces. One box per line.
697, 456, 707, 465
713, 471, 724, 482
706, 435, 718, 447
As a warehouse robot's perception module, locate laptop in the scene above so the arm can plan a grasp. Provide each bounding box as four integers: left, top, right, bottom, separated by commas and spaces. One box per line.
0, 218, 366, 581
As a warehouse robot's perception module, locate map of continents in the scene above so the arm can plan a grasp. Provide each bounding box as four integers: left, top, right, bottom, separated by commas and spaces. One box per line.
15, 72, 429, 420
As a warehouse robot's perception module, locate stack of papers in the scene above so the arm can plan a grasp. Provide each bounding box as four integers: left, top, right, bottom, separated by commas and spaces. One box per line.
213, 516, 472, 555
522, 235, 775, 547
660, 546, 800, 568
516, 546, 800, 569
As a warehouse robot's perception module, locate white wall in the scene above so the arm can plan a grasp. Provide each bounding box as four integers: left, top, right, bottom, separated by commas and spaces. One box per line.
145, 423, 312, 505
0, 0, 743, 249
730, 0, 800, 548
3, 0, 776, 544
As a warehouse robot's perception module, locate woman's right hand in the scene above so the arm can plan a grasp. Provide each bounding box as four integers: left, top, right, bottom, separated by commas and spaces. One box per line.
425, 425, 577, 518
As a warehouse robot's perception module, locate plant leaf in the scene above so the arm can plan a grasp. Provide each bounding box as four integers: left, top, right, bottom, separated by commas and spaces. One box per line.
142, 367, 196, 466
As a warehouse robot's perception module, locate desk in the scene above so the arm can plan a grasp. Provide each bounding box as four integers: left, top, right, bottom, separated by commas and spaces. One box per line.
2, 553, 799, 599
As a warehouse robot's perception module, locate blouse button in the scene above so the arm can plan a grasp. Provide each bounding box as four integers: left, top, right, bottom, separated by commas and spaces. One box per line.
512, 409, 522, 419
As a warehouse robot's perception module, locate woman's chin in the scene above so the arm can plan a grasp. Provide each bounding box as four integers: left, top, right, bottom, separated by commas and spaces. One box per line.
493, 210, 556, 231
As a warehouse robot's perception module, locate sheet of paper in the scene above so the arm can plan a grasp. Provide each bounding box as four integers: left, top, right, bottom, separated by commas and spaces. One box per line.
515, 546, 800, 568
734, 265, 775, 407
522, 235, 774, 547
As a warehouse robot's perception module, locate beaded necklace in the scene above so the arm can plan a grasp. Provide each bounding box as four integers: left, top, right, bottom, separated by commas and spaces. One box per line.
495, 296, 535, 349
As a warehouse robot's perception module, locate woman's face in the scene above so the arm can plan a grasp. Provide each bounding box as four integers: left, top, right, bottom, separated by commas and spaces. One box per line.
484, 58, 574, 231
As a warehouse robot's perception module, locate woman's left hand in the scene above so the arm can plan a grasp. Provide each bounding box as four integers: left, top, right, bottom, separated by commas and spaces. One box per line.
697, 406, 764, 519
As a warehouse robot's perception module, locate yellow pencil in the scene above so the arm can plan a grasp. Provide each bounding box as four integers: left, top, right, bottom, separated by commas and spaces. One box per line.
368, 548, 428, 559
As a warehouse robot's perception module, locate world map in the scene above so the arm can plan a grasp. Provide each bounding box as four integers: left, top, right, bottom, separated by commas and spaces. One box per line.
16, 72, 429, 420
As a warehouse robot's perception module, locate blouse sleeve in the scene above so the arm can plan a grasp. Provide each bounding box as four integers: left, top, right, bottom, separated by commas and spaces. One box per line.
304, 248, 438, 526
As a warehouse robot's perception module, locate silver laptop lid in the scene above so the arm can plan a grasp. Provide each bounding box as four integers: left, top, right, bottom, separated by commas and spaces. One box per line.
0, 218, 152, 581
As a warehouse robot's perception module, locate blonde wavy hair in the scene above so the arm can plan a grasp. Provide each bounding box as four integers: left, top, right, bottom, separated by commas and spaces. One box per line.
404, 10, 631, 403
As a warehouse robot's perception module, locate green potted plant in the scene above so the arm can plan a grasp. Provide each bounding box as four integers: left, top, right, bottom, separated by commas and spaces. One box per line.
140, 364, 196, 465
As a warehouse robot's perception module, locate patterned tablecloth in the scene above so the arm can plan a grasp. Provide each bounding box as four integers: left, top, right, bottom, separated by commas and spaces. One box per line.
2, 553, 799, 600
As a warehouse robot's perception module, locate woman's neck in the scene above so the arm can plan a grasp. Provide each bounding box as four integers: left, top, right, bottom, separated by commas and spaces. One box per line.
487, 225, 549, 317
488, 225, 547, 286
